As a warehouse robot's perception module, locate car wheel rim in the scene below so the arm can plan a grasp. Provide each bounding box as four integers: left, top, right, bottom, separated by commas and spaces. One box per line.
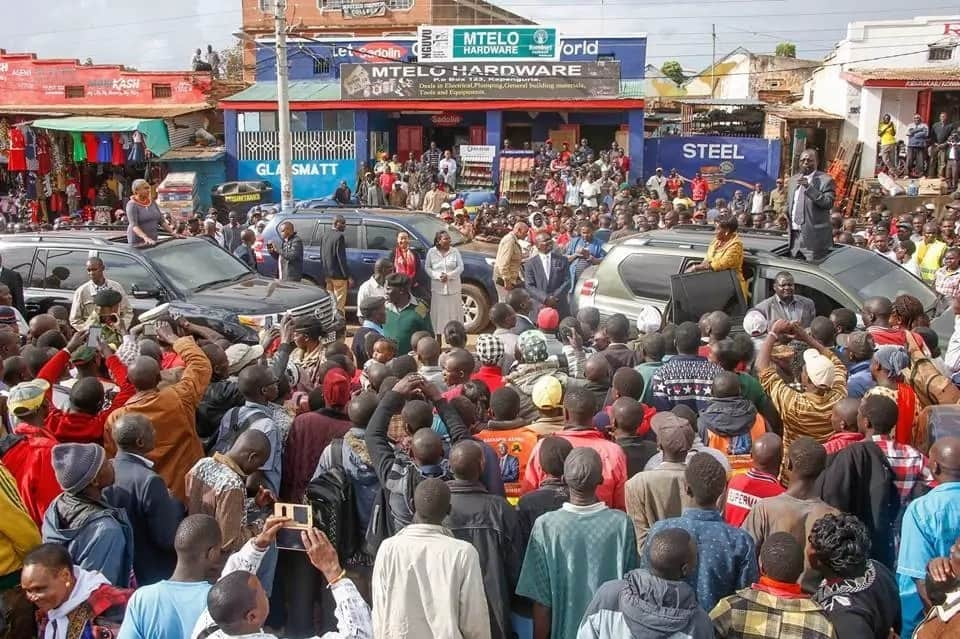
462, 295, 479, 325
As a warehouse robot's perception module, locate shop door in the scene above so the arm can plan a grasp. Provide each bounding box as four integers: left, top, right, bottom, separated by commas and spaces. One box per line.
397, 126, 423, 162
469, 126, 486, 145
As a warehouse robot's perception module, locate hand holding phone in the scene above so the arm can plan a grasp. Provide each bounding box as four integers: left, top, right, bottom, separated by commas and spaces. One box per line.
86, 326, 102, 347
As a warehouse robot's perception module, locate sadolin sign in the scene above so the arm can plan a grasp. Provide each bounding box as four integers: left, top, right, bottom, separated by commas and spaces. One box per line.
340, 61, 620, 100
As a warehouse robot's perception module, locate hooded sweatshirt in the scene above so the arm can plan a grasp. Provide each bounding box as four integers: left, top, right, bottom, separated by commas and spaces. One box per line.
578, 568, 714, 638
41, 493, 134, 588
506, 361, 568, 421
39, 566, 110, 639
698, 397, 759, 456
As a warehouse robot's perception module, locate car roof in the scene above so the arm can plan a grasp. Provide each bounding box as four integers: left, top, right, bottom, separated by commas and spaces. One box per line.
618, 226, 790, 255
283, 207, 432, 220
0, 232, 181, 250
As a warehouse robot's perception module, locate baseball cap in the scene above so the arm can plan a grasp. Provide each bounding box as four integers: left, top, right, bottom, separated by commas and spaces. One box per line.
70, 346, 98, 365
802, 349, 835, 388
537, 307, 560, 331
8, 379, 50, 416
635, 305, 662, 334
651, 412, 695, 452
532, 376, 563, 410
742, 310, 768, 337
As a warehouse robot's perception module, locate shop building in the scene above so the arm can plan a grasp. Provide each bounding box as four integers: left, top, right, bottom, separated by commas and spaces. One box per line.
802, 14, 960, 177
221, 28, 647, 198
0, 48, 226, 217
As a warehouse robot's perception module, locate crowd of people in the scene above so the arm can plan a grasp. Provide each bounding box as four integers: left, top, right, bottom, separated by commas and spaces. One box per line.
2, 130, 960, 639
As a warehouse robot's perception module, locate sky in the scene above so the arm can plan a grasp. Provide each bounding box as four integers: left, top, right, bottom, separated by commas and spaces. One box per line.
0, 0, 957, 73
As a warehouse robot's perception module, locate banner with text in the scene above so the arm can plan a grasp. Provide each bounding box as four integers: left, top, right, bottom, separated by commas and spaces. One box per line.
340, 61, 620, 100
236, 160, 356, 200
643, 136, 782, 204
418, 25, 559, 62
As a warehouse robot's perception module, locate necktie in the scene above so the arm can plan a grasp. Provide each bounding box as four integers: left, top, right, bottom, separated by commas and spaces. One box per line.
792, 178, 805, 228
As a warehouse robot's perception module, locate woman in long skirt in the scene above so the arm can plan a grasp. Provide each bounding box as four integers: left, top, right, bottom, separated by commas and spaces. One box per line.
424, 230, 464, 343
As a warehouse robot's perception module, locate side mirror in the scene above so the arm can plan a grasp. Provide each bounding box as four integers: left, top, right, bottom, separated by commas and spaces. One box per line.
131, 285, 161, 300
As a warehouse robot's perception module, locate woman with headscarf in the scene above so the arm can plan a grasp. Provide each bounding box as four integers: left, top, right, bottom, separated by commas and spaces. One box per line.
125, 179, 178, 247
865, 345, 920, 447
687, 215, 748, 300
424, 230, 463, 342
504, 330, 569, 421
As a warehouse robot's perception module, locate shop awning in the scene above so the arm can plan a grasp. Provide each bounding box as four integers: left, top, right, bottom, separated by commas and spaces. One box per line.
30, 116, 171, 156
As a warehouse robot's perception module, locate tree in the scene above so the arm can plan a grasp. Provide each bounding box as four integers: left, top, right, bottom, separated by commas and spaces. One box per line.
775, 42, 797, 58
219, 43, 244, 81
660, 60, 685, 85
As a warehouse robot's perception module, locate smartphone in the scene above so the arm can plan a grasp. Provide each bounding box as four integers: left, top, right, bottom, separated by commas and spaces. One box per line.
144, 323, 158, 337
264, 316, 274, 330
274, 502, 313, 551
86, 326, 102, 347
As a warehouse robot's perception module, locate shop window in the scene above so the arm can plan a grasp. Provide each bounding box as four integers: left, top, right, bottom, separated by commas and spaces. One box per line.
929, 46, 954, 61
291, 111, 307, 132
152, 83, 172, 98
64, 86, 85, 99
260, 112, 278, 132
312, 57, 331, 75
321, 111, 354, 130
386, 0, 414, 8
318, 0, 342, 8
258, 0, 275, 10
238, 112, 260, 132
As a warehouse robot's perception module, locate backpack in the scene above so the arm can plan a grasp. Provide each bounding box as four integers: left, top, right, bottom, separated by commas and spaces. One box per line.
903, 331, 960, 408
305, 440, 361, 562
212, 407, 269, 455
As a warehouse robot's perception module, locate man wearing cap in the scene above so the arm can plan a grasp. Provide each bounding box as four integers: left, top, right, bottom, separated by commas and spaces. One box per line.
494, 222, 529, 302
0, 254, 25, 316
42, 442, 134, 586
846, 332, 878, 398
0, 379, 61, 525
756, 319, 847, 476
522, 376, 565, 437
524, 231, 570, 317
68, 257, 132, 333
751, 271, 816, 328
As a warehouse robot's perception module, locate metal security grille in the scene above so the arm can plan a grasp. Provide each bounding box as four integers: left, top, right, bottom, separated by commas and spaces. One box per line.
237, 130, 356, 161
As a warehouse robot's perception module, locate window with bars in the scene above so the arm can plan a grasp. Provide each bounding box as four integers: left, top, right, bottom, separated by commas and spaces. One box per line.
313, 57, 331, 75
64, 86, 85, 99
152, 83, 172, 98
929, 46, 954, 61
258, 0, 275, 11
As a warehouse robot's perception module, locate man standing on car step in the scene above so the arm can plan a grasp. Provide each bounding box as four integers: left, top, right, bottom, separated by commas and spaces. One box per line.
321, 215, 351, 316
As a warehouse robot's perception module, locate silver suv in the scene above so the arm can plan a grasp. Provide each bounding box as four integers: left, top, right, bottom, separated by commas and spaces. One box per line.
572, 226, 945, 331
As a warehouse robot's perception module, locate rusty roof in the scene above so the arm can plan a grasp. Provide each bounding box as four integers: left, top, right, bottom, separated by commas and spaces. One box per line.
0, 104, 212, 118
846, 66, 960, 81
765, 106, 844, 121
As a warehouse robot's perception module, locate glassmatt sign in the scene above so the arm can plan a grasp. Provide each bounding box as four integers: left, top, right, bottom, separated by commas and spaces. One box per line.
236, 160, 356, 200
418, 26, 560, 62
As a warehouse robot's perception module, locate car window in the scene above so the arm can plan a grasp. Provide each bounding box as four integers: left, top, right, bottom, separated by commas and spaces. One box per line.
618, 253, 685, 299
98, 253, 158, 294
142, 239, 251, 293
42, 249, 93, 290
285, 219, 319, 245
1, 246, 36, 283
759, 268, 852, 317
317, 223, 360, 249
364, 223, 403, 251
819, 248, 938, 310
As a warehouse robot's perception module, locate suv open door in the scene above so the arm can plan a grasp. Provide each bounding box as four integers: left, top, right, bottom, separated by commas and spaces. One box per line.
668, 270, 748, 325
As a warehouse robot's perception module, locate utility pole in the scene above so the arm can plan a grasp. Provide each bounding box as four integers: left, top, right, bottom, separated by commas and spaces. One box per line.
275, 0, 294, 213
710, 23, 716, 98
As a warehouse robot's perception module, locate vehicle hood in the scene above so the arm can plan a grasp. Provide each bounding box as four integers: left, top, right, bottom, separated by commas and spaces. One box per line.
186, 276, 329, 313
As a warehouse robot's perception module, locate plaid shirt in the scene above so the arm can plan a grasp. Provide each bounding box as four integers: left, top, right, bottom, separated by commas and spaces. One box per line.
872, 435, 934, 506
935, 267, 960, 299
710, 588, 837, 638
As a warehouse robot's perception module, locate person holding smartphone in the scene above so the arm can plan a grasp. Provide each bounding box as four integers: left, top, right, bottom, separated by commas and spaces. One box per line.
564, 221, 606, 291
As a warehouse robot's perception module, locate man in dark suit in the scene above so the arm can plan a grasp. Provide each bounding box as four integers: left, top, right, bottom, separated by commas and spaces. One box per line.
103, 412, 185, 586
267, 220, 304, 282
0, 254, 25, 315
523, 231, 571, 316
787, 148, 836, 260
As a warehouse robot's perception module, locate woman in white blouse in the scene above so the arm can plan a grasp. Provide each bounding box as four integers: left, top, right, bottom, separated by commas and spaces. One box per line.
424, 230, 464, 342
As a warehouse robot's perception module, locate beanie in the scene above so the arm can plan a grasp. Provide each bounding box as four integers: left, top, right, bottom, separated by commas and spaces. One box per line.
52, 443, 106, 495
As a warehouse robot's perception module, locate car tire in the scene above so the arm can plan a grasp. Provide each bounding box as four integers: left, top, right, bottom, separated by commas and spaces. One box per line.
461, 283, 490, 334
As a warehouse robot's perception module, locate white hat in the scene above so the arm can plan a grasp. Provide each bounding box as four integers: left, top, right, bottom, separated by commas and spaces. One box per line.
440, 202, 452, 210
743, 310, 768, 337
527, 200, 539, 208
635, 305, 662, 334
803, 348, 835, 388
226, 344, 265, 375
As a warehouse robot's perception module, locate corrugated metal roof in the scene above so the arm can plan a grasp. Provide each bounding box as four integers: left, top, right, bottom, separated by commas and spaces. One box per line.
766, 107, 844, 121
0, 104, 211, 118
847, 66, 960, 81
620, 79, 644, 99
222, 81, 341, 102
157, 145, 225, 161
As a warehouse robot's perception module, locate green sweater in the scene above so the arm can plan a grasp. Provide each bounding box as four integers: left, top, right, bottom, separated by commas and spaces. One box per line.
384, 300, 434, 353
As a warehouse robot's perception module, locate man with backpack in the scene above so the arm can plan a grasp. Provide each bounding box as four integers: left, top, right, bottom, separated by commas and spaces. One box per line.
366, 372, 471, 533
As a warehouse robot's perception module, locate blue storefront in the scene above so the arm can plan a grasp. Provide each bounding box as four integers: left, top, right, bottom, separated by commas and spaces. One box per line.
221, 33, 647, 199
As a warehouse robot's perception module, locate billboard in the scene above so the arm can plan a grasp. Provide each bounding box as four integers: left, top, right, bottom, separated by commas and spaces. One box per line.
340, 61, 620, 100
418, 26, 559, 62
643, 137, 782, 204
236, 160, 356, 200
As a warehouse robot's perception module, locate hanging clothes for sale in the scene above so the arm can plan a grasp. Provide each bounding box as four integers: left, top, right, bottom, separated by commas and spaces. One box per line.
24, 128, 38, 172
70, 131, 86, 162
36, 134, 51, 175
7, 127, 26, 172
111, 133, 124, 166
96, 134, 112, 164
0, 119, 10, 152
127, 131, 145, 163
83, 132, 98, 161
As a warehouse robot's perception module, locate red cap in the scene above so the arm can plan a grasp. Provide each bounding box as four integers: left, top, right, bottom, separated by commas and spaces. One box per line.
537, 307, 560, 331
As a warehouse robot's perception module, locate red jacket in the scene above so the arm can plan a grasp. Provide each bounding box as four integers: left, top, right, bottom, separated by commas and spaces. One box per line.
470, 365, 505, 394
36, 350, 136, 444
691, 177, 709, 201
523, 428, 627, 509
3, 424, 61, 526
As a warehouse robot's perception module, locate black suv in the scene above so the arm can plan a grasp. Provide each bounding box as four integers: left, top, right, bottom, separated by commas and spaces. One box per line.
0, 232, 339, 342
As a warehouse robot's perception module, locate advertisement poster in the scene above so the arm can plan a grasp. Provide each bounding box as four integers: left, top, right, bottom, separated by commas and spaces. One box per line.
475, 427, 540, 500
642, 136, 782, 204
418, 26, 559, 62
340, 61, 620, 101
236, 160, 356, 200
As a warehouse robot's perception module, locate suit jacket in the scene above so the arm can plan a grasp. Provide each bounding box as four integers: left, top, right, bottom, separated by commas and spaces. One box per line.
523, 251, 570, 313
222, 224, 243, 254
787, 171, 835, 259
0, 267, 25, 315
102, 452, 185, 585
275, 233, 304, 281
752, 294, 817, 328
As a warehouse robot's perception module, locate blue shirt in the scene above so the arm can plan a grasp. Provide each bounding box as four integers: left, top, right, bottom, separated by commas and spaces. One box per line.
846, 360, 876, 399
897, 482, 960, 638
117, 580, 211, 639
565, 236, 606, 285
643, 508, 758, 612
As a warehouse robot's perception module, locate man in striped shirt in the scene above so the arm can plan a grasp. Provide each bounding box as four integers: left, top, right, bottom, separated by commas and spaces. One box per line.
723, 433, 785, 527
